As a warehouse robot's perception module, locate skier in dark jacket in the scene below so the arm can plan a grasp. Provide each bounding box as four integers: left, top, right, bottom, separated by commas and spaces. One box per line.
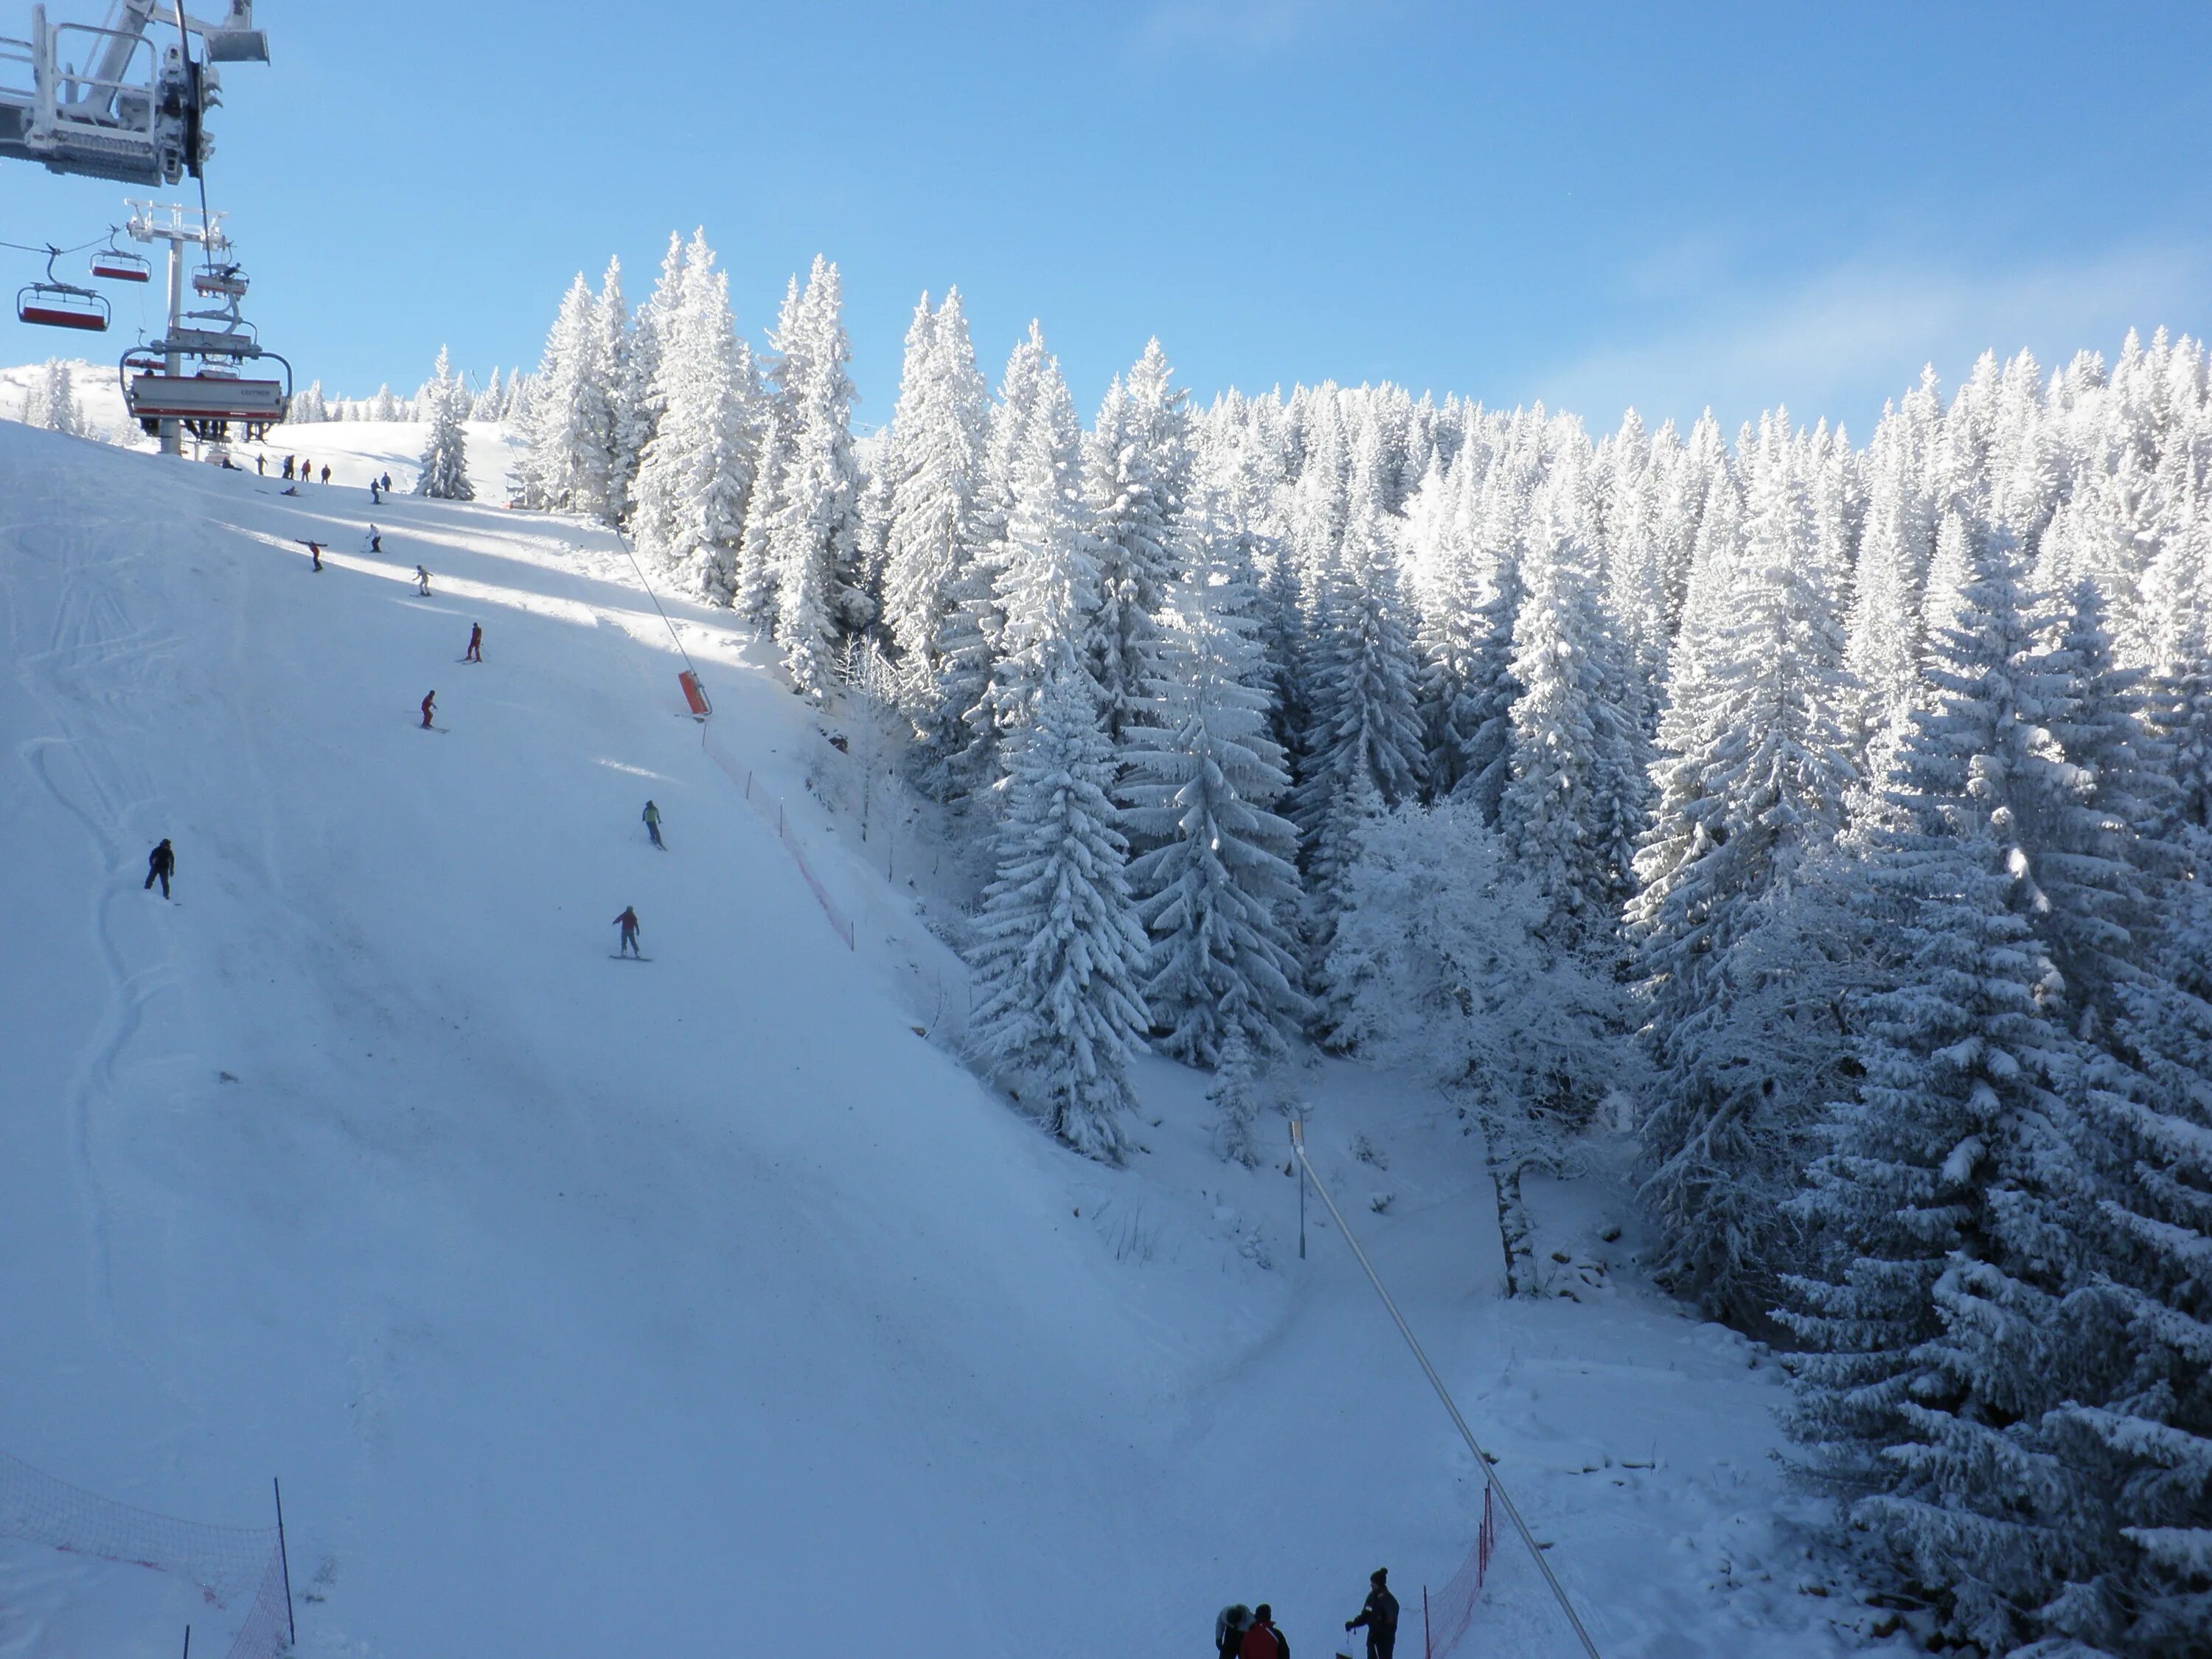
1346, 1570, 1399, 1659
420, 690, 437, 729
281, 454, 294, 480
613, 906, 641, 957
1214, 1604, 1251, 1659
143, 838, 175, 899
320, 464, 331, 484
464, 622, 481, 663
642, 799, 664, 849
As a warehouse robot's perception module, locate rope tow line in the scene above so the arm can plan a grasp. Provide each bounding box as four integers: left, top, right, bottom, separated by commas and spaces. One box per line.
1287, 1119, 1604, 1659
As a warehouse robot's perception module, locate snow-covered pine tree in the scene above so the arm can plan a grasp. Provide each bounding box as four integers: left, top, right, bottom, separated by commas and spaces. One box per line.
21, 358, 86, 435
766, 256, 869, 695
1781, 535, 2093, 1656
734, 274, 804, 627
515, 274, 613, 516
414, 346, 473, 501
978, 354, 1099, 753
470, 367, 504, 422
1291, 405, 1425, 951
934, 322, 1053, 798
878, 288, 987, 739
1086, 338, 1190, 746
591, 257, 638, 524
1632, 413, 1856, 1318
1499, 433, 1635, 935
628, 231, 757, 602
1120, 473, 1307, 1067
964, 658, 1151, 1164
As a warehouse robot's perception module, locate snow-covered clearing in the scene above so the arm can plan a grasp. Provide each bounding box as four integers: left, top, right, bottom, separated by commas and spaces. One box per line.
0, 418, 1895, 1658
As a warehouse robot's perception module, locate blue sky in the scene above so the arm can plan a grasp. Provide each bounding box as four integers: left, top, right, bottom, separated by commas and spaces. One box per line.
4, 0, 2208, 437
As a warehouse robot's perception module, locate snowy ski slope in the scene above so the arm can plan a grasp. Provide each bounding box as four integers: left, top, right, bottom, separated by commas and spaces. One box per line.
0, 417, 1904, 1658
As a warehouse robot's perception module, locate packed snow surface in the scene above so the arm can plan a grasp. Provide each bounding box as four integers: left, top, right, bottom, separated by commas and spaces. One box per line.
0, 418, 1899, 1657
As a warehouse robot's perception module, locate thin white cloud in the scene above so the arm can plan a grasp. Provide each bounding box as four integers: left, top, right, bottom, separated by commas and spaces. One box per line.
1534, 242, 2211, 435
1135, 0, 1387, 52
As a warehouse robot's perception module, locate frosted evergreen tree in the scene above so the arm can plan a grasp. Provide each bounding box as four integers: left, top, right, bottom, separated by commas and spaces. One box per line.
735, 274, 805, 626
1846, 372, 1943, 751
629, 231, 757, 602
516, 274, 613, 516
20, 358, 86, 435
1121, 476, 1308, 1066
978, 358, 1099, 751
414, 346, 473, 501
1632, 417, 1857, 1316
1500, 438, 1634, 933
591, 257, 638, 523
1781, 538, 2091, 1656
470, 367, 504, 422
965, 661, 1151, 1164
1086, 339, 1191, 745
1291, 408, 1425, 967
878, 288, 988, 736
936, 323, 1054, 796
1206, 1028, 1267, 1167
766, 257, 870, 695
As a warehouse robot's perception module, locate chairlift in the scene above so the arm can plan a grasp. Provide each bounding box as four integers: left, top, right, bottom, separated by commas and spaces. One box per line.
91, 234, 153, 285
16, 248, 111, 333
122, 338, 292, 444
192, 264, 249, 300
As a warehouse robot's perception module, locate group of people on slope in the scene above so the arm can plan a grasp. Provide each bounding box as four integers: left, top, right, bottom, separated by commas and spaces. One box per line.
1218, 1569, 1397, 1659
278, 454, 328, 484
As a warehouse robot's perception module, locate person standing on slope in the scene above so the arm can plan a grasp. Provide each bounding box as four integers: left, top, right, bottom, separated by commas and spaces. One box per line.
420, 690, 437, 730
1240, 1604, 1287, 1659
364, 526, 382, 556
301, 539, 323, 571
1346, 1571, 1398, 1659
369, 478, 381, 505
142, 838, 175, 900
1215, 1604, 1252, 1659
642, 799, 664, 849
414, 565, 431, 596
613, 905, 641, 958
281, 454, 294, 481
380, 471, 394, 493
320, 464, 331, 484
464, 622, 482, 663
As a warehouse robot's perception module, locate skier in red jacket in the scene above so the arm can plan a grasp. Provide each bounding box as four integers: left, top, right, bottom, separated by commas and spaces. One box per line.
464, 622, 482, 663
613, 906, 641, 958
1239, 1605, 1286, 1659
420, 690, 437, 729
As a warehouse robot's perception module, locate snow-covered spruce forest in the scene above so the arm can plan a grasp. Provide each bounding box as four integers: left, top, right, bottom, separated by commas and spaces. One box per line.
498, 232, 2210, 1658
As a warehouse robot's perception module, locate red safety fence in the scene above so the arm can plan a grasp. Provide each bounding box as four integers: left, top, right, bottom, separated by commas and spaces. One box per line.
701, 723, 856, 951
0, 1446, 292, 1658
1426, 1482, 1498, 1659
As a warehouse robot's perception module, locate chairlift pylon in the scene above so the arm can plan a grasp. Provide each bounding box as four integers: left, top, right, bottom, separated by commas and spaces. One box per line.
16, 247, 111, 333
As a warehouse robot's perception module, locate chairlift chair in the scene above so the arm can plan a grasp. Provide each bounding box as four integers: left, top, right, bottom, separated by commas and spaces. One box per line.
16, 248, 111, 333
122, 340, 292, 444
192, 265, 248, 299
91, 246, 153, 284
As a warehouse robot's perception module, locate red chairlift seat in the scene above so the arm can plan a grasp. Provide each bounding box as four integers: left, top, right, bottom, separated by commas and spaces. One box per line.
91, 251, 153, 284
17, 283, 111, 332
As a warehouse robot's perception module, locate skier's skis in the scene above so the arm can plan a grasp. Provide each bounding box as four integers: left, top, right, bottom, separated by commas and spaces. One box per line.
608, 955, 653, 962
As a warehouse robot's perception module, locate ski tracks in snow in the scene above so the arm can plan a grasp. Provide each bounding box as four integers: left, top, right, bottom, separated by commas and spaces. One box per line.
4, 508, 184, 1343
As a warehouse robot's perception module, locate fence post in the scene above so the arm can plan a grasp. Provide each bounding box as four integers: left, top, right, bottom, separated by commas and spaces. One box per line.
273, 1478, 294, 1645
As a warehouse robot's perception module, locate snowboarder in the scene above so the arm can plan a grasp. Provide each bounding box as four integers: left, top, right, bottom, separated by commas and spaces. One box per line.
1240, 1604, 1287, 1659
414, 565, 431, 596
1345, 1571, 1397, 1659
420, 690, 437, 730
464, 622, 482, 663
142, 838, 175, 900
642, 799, 663, 849
1215, 1605, 1253, 1659
613, 905, 641, 958
302, 539, 323, 571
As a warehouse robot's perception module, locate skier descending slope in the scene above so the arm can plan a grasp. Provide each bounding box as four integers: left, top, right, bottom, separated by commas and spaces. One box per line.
420, 691, 437, 730
642, 800, 664, 849
142, 838, 174, 900
613, 905, 642, 958
463, 622, 482, 663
